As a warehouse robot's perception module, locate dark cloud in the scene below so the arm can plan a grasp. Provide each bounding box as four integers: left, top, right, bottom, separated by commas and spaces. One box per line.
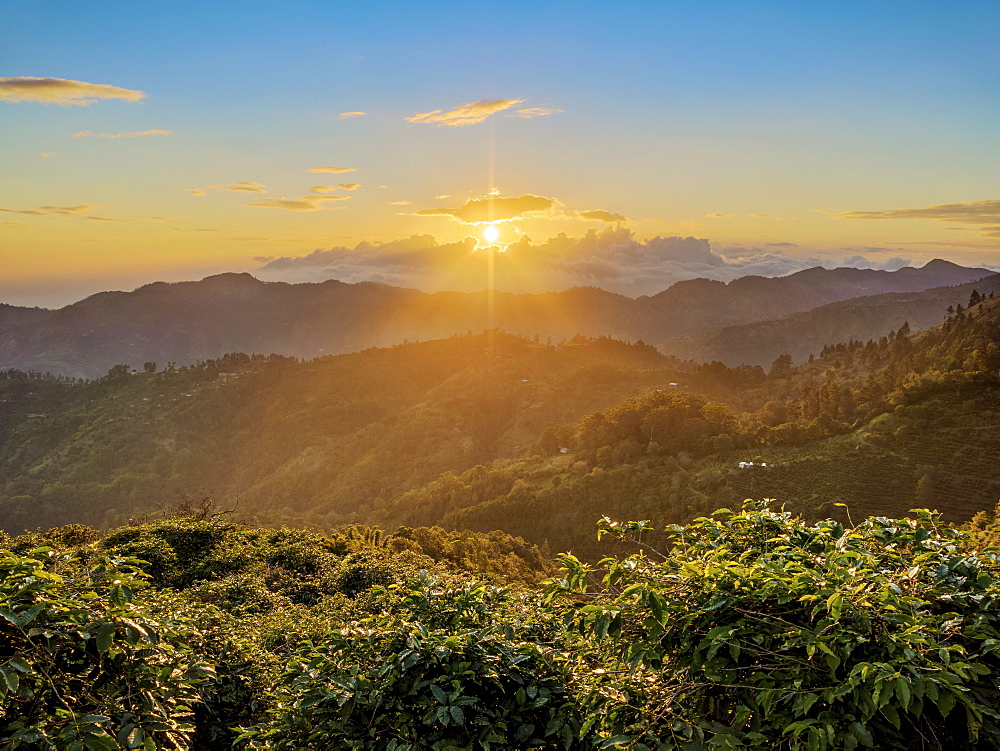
578, 209, 627, 223
415, 194, 554, 223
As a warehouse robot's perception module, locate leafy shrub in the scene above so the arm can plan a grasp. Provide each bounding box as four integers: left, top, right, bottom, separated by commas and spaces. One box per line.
0, 547, 214, 749
243, 574, 584, 750
551, 501, 1000, 749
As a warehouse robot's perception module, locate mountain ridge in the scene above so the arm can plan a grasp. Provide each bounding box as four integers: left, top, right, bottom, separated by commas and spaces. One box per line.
1, 260, 991, 378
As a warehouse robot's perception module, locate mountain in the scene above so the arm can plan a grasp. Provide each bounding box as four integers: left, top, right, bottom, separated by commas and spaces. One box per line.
660, 273, 1000, 367
0, 260, 991, 379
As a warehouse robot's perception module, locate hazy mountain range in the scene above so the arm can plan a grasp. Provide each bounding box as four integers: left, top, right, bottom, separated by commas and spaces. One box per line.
1, 259, 993, 378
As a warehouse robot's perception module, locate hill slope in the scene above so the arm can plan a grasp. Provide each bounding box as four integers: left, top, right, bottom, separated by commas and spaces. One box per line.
0, 334, 685, 533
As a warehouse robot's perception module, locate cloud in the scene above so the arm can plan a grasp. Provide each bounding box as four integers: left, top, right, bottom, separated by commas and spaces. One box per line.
766, 242, 798, 247
0, 203, 127, 222
578, 209, 627, 223
209, 182, 267, 193
309, 166, 356, 174
405, 98, 525, 127
389, 200, 411, 205
415, 193, 555, 223
275, 228, 944, 296
245, 195, 350, 212
310, 186, 334, 194
749, 213, 775, 217
337, 182, 360, 191
0, 77, 145, 106
37, 152, 57, 157
509, 106, 563, 119
70, 129, 170, 138
338, 111, 367, 119
838, 199, 1000, 225
705, 213, 736, 219
187, 188, 206, 197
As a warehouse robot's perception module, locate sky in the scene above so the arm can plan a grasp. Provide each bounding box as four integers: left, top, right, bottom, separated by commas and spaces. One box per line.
2, 0, 999, 308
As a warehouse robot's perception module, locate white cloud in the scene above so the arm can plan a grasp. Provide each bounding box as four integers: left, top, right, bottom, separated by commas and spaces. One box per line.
309, 166, 356, 174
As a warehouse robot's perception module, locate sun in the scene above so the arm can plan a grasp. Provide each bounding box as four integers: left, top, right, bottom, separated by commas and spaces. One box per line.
483, 223, 499, 243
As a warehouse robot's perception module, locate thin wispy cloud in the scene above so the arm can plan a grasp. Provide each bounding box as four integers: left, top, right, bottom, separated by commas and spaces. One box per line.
246, 195, 350, 212
0, 203, 127, 222
406, 98, 525, 127
838, 200, 1000, 225
309, 166, 356, 174
187, 189, 206, 197
337, 111, 367, 119
208, 182, 267, 193
37, 152, 57, 157
389, 200, 411, 206
71, 129, 171, 138
0, 76, 146, 106
509, 106, 563, 119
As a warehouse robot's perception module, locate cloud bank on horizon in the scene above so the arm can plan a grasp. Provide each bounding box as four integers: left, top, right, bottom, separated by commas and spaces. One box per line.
253, 227, 928, 297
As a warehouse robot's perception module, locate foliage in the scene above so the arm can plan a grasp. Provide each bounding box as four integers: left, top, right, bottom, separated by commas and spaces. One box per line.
549, 501, 1000, 749
243, 573, 585, 750
0, 547, 214, 750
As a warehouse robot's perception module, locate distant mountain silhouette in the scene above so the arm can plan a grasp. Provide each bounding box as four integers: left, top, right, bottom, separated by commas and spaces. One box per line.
660, 273, 1000, 366
0, 260, 992, 378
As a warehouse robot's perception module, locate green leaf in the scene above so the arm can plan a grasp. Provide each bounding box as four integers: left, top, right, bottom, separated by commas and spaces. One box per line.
0, 666, 19, 693
430, 684, 448, 705
894, 676, 911, 709
94, 623, 116, 655
849, 722, 873, 748
449, 706, 464, 725
938, 690, 957, 718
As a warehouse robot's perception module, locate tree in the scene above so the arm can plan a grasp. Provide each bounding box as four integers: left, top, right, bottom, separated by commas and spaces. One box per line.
768, 353, 793, 378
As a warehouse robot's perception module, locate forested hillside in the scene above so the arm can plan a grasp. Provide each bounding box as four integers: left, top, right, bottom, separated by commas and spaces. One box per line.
375, 293, 1000, 557
0, 334, 685, 534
